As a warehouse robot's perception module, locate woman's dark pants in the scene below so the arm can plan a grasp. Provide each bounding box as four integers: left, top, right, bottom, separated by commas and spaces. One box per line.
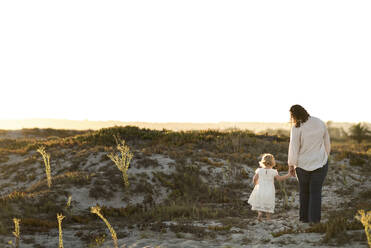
295, 161, 328, 223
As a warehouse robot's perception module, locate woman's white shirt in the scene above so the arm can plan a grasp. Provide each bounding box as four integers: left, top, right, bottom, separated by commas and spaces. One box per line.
288, 116, 331, 171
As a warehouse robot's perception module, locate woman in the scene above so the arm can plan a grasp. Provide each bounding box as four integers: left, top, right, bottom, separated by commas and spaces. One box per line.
288, 104, 331, 223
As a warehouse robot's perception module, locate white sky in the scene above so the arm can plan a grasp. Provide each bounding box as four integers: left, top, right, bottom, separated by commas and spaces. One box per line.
0, 1, 370, 123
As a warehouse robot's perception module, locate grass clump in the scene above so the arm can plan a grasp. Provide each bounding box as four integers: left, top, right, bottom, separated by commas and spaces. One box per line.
21, 218, 57, 232
69, 215, 90, 225
272, 211, 366, 245
306, 215, 363, 244
88, 233, 106, 248
146, 204, 219, 221
207, 224, 231, 232
1, 190, 49, 203
26, 171, 92, 193
100, 203, 220, 224
169, 223, 207, 238
200, 157, 224, 167
272, 228, 299, 238
21, 128, 86, 139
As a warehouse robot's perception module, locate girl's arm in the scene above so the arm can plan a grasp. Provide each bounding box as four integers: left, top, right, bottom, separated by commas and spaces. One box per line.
275, 173, 291, 181
253, 173, 259, 185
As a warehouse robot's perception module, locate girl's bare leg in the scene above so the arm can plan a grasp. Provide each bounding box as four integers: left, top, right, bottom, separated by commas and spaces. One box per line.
265, 212, 271, 220
257, 211, 263, 221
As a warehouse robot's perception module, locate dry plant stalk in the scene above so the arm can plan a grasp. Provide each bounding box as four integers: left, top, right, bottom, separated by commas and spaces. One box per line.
355, 210, 371, 247
37, 146, 52, 188
57, 213, 65, 248
12, 218, 20, 248
66, 196, 72, 208
91, 206, 118, 248
107, 140, 133, 187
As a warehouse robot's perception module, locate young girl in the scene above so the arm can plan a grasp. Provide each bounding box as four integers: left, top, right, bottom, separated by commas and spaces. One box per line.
248, 153, 291, 221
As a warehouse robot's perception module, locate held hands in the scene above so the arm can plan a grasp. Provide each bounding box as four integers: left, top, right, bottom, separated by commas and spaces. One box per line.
288, 165, 296, 177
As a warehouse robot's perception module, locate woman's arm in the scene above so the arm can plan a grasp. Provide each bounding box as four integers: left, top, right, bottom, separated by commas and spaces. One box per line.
253, 173, 259, 185
288, 127, 300, 167
324, 123, 331, 156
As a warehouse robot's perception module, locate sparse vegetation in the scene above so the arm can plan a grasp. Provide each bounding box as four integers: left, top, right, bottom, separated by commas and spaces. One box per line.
0, 125, 369, 247
349, 123, 371, 144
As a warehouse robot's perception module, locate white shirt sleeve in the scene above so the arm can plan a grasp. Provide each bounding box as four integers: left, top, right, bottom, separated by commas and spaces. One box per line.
324, 123, 331, 156
288, 126, 300, 167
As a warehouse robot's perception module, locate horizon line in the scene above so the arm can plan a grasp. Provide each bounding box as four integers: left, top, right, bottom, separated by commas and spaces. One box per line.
0, 118, 369, 124
0, 118, 369, 132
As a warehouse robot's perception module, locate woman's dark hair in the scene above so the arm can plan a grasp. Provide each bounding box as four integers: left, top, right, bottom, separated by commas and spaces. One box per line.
290, 105, 310, 128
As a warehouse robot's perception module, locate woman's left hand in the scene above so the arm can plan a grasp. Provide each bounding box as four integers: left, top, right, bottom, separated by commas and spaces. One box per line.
289, 166, 296, 177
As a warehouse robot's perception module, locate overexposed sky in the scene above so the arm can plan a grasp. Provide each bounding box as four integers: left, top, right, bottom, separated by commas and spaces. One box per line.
0, 1, 370, 123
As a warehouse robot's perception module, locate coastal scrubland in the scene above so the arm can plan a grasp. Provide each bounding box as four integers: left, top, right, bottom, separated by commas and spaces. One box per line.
0, 126, 369, 247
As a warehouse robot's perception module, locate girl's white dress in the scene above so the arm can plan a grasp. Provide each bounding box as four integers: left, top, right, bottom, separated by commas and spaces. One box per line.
248, 168, 278, 213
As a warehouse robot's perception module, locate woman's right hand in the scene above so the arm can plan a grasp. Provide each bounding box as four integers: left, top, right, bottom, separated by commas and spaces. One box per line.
289, 165, 296, 177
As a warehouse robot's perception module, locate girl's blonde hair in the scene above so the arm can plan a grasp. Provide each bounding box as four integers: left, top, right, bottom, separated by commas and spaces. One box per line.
259, 153, 276, 168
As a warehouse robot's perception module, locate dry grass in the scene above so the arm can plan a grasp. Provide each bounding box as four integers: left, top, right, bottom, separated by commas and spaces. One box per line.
0, 126, 369, 247
1, 190, 50, 203
21, 218, 57, 232
200, 157, 224, 167
304, 211, 364, 244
